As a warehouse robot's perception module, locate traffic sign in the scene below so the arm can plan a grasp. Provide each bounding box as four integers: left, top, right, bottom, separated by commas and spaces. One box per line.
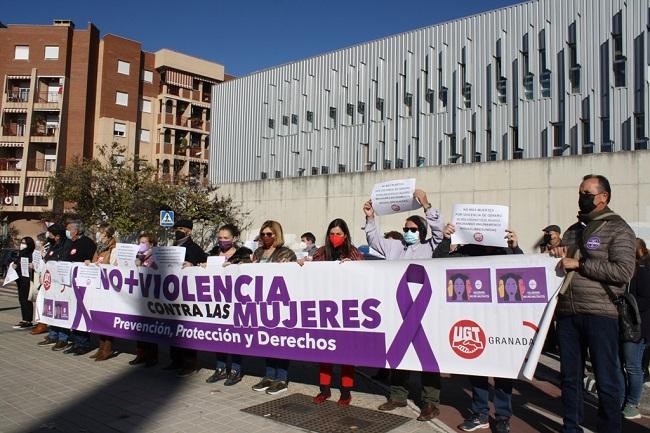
160, 210, 175, 227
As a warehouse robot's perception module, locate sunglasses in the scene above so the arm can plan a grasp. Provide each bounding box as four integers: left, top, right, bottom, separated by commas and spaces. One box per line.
259, 232, 275, 237
402, 227, 419, 233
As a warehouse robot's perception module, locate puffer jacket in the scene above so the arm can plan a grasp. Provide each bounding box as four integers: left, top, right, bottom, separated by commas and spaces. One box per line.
364, 207, 443, 260
557, 207, 636, 318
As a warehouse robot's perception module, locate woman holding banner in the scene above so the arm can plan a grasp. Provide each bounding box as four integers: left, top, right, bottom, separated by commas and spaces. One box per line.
438, 223, 521, 433
206, 224, 252, 387
11, 237, 35, 329
363, 189, 444, 422
250, 220, 297, 395
311, 218, 364, 406
129, 233, 159, 367
90, 223, 118, 361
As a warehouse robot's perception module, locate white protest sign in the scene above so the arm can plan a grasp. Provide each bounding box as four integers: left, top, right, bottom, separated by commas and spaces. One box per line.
152, 246, 186, 270
32, 251, 43, 273
56, 261, 72, 286
75, 264, 101, 288
451, 204, 509, 247
115, 243, 139, 268
206, 255, 226, 271
3, 266, 18, 286
20, 257, 29, 277
370, 178, 420, 216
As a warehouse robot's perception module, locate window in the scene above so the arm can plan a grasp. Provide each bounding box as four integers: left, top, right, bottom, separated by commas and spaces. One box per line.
425, 89, 435, 113
44, 46, 59, 60
495, 39, 507, 103
113, 122, 126, 137
291, 114, 298, 125
338, 164, 346, 173
522, 34, 534, 100
357, 101, 366, 123
14, 46, 29, 60
117, 60, 130, 75
329, 107, 337, 128
321, 166, 329, 175
141, 99, 151, 113
311, 167, 319, 175
143, 70, 153, 83
115, 91, 128, 106
612, 11, 626, 87
346, 103, 355, 124
140, 129, 150, 142
376, 98, 385, 121
268, 118, 275, 129
567, 23, 581, 93
539, 29, 551, 97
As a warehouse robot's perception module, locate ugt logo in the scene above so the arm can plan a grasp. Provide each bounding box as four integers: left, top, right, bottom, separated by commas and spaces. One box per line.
449, 320, 486, 359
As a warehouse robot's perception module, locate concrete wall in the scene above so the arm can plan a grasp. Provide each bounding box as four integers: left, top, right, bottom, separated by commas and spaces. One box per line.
218, 150, 650, 253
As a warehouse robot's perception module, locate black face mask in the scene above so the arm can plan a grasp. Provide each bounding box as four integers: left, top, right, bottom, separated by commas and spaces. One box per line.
578, 193, 597, 214
541, 233, 551, 246
175, 230, 186, 241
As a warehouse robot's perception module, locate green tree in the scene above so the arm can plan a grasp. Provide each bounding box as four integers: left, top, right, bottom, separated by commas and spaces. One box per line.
45, 143, 248, 248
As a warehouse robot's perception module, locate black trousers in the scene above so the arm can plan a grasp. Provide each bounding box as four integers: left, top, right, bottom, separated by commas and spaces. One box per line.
17, 277, 33, 322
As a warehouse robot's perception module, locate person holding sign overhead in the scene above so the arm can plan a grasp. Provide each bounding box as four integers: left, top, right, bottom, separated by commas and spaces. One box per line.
363, 189, 444, 422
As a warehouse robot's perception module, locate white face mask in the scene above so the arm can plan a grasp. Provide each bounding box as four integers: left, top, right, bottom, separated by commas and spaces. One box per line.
19, 243, 27, 250
96, 232, 102, 242
299, 241, 307, 250
66, 230, 73, 240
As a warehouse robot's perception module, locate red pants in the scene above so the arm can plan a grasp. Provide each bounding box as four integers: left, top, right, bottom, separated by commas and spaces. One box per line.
319, 363, 354, 388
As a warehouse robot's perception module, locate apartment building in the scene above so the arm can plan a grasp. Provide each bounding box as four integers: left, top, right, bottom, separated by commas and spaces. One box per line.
0, 20, 225, 234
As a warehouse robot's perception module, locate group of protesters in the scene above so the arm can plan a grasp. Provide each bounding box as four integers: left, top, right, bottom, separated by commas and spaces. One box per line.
8, 173, 649, 433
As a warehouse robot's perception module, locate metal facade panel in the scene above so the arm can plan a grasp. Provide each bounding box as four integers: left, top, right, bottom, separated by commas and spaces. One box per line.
209, 0, 650, 184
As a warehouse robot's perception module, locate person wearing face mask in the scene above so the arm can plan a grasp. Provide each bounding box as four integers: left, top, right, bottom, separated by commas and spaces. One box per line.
60, 219, 97, 356
29, 233, 50, 335
310, 218, 363, 406
549, 174, 636, 433
165, 219, 208, 377
250, 220, 297, 395
362, 189, 443, 260
539, 224, 562, 253
300, 232, 318, 257
89, 223, 118, 362
11, 237, 35, 329
363, 189, 444, 422
130, 233, 159, 367
37, 224, 72, 349
205, 224, 252, 387
436, 224, 522, 433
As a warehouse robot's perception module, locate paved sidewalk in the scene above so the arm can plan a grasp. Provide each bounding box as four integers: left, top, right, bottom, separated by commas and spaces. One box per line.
0, 294, 649, 433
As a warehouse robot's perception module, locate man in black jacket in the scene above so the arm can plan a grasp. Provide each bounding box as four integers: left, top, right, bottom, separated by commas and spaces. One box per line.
60, 219, 97, 356
165, 219, 207, 376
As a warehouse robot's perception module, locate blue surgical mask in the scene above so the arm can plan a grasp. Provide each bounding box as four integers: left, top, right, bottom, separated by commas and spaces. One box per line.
403, 231, 419, 245
65, 230, 72, 240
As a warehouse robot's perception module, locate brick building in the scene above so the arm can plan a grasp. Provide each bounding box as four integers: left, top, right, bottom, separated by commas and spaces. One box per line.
0, 20, 226, 236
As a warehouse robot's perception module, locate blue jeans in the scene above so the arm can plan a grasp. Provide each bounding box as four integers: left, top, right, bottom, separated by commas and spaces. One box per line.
557, 314, 624, 433
48, 326, 69, 342
72, 330, 91, 349
622, 338, 647, 406
265, 358, 289, 381
216, 352, 242, 372
469, 376, 513, 419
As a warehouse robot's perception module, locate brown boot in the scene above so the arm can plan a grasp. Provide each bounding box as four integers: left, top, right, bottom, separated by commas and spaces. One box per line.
30, 323, 48, 335
95, 339, 115, 361
416, 402, 440, 421
89, 340, 105, 359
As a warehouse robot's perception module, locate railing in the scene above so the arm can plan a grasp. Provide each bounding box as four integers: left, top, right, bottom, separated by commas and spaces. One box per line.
1, 125, 26, 136
36, 91, 61, 103
6, 90, 29, 102
158, 114, 208, 131
31, 158, 56, 172
31, 126, 59, 137
0, 158, 21, 171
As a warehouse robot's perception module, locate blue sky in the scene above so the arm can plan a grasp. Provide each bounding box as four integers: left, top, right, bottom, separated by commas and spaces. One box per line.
3, 0, 525, 76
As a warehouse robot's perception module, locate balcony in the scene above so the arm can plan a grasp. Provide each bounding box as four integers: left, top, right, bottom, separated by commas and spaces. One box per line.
6, 89, 29, 103
28, 158, 56, 173
31, 125, 59, 142
34, 91, 62, 110
158, 114, 209, 131
0, 158, 22, 173
1, 124, 26, 138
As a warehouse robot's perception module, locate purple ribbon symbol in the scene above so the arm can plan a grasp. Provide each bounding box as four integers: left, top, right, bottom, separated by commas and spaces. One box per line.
386, 264, 439, 371
70, 266, 92, 330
